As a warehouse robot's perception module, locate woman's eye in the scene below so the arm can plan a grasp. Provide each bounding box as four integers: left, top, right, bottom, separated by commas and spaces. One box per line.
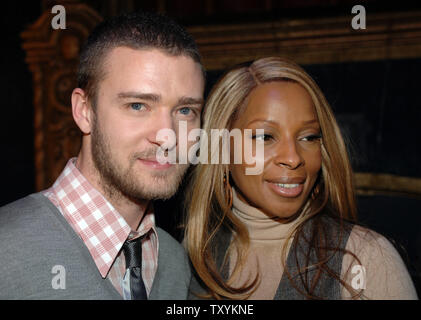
301, 134, 322, 142
253, 134, 273, 141
130, 103, 146, 111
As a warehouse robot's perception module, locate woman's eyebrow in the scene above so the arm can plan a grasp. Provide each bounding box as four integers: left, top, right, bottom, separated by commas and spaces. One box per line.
246, 119, 278, 126
301, 119, 319, 125
246, 118, 320, 127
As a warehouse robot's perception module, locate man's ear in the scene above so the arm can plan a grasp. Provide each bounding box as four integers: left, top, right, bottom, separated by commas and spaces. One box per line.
72, 88, 93, 134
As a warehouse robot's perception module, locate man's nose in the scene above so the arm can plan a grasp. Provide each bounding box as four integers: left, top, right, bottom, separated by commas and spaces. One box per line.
273, 138, 304, 169
148, 110, 177, 150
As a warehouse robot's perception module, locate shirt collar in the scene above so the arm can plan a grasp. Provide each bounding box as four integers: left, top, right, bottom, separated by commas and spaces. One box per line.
48, 157, 156, 278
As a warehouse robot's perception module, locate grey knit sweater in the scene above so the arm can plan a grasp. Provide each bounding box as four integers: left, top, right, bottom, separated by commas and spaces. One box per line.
0, 193, 191, 300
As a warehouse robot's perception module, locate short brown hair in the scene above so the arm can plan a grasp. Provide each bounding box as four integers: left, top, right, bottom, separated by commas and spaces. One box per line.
77, 11, 204, 106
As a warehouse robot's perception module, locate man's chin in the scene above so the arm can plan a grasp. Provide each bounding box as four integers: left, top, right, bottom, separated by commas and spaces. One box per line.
129, 186, 178, 201
130, 176, 183, 200
120, 164, 187, 200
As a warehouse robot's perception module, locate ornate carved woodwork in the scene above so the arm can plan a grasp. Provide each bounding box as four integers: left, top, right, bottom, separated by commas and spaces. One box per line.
21, 2, 102, 191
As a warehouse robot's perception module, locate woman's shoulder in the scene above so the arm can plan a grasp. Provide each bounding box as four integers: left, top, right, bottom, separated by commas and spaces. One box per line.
341, 224, 418, 299
319, 215, 400, 256
344, 223, 408, 277
346, 224, 389, 252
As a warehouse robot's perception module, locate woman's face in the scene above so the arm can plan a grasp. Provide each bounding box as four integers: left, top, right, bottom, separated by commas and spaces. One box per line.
229, 81, 322, 219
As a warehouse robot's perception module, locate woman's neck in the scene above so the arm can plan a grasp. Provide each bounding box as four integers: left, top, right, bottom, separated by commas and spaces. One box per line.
231, 187, 300, 241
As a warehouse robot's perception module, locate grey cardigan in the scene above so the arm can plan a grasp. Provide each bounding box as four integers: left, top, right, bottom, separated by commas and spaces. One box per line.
189, 215, 352, 300
0, 193, 191, 300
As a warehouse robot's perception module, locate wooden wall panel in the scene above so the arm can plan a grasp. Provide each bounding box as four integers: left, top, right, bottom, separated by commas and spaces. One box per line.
21, 3, 102, 191
187, 10, 421, 70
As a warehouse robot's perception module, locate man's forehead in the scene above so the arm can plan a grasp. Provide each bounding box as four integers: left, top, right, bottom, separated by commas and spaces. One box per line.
100, 47, 202, 82
103, 46, 199, 69
94, 46, 204, 103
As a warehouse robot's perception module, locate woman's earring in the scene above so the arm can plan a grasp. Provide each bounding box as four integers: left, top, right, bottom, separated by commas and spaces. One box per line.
311, 184, 320, 200
223, 172, 233, 209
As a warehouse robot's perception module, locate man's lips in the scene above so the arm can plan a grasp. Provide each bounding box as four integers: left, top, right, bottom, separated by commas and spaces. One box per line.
137, 158, 173, 169
266, 177, 306, 198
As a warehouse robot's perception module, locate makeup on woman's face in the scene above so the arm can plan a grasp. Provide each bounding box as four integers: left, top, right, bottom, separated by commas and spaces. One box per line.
229, 81, 322, 219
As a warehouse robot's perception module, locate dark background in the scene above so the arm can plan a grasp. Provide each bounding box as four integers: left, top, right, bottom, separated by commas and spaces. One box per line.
2, 0, 421, 296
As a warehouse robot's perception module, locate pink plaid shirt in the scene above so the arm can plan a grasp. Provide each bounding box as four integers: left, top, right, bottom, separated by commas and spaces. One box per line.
42, 158, 158, 299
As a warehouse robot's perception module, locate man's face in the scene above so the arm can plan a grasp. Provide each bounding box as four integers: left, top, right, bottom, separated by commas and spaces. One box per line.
90, 47, 204, 201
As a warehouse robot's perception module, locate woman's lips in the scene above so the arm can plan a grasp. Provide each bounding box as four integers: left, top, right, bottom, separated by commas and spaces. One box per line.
137, 158, 173, 169
266, 177, 306, 198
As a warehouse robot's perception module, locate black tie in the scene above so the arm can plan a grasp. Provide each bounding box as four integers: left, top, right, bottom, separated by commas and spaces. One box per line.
122, 236, 148, 300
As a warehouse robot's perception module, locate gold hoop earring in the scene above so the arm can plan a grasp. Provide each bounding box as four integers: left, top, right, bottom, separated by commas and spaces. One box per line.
223, 172, 233, 209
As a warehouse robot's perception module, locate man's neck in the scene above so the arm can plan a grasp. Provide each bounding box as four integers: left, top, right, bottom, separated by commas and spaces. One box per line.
75, 155, 149, 231
104, 188, 150, 231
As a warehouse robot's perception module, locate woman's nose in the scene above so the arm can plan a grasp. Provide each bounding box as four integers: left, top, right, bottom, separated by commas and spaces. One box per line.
273, 139, 304, 169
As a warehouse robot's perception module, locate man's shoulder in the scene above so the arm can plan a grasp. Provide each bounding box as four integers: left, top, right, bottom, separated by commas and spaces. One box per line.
0, 193, 53, 230
0, 192, 49, 211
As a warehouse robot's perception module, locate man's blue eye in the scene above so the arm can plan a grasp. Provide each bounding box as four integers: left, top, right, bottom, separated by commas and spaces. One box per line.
179, 107, 191, 115
131, 103, 145, 111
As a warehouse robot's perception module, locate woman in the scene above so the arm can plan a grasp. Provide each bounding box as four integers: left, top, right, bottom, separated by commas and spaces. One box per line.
184, 57, 418, 300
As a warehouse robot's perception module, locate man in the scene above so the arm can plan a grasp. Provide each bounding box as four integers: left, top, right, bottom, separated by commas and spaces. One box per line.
0, 12, 205, 299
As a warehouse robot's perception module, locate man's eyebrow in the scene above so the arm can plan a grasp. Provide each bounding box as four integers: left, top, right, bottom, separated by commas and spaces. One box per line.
117, 92, 161, 102
177, 96, 204, 106
116, 92, 203, 106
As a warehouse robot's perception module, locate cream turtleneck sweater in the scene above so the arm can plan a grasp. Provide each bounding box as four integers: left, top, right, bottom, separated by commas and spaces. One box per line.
229, 188, 418, 300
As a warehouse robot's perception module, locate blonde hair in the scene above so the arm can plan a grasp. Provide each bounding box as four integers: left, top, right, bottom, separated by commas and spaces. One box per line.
184, 57, 360, 299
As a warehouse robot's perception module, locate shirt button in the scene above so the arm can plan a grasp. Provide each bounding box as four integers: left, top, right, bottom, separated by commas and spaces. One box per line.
128, 233, 135, 240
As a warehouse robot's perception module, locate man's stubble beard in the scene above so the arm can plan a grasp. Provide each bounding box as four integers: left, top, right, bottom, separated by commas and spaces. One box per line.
90, 114, 188, 202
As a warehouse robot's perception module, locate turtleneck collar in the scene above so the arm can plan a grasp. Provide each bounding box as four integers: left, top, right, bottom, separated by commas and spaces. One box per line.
231, 187, 300, 241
